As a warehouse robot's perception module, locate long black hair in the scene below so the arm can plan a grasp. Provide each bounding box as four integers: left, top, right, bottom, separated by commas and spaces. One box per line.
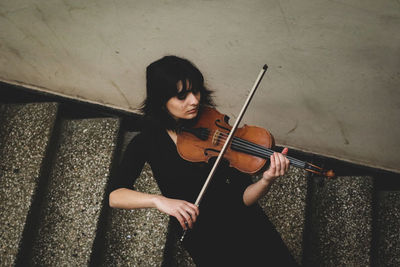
140, 55, 215, 130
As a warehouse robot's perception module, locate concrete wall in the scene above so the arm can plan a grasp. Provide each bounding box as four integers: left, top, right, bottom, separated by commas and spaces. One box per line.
0, 0, 399, 173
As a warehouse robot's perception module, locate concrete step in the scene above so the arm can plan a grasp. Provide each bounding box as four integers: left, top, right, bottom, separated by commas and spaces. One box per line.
258, 167, 308, 265
375, 190, 400, 266
304, 175, 374, 266
28, 118, 120, 266
0, 102, 59, 266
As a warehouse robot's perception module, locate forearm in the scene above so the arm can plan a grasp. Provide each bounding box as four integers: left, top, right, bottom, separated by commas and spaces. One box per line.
109, 187, 200, 230
242, 178, 273, 206
109, 188, 162, 210
243, 148, 290, 206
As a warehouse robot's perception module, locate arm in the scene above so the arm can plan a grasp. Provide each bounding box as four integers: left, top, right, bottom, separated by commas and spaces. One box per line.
109, 188, 161, 209
243, 148, 290, 206
109, 131, 199, 230
109, 188, 199, 230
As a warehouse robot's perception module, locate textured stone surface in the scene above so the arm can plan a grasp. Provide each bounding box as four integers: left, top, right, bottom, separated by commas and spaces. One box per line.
375, 191, 400, 266
305, 175, 374, 266
30, 118, 120, 266
0, 103, 58, 266
258, 167, 308, 265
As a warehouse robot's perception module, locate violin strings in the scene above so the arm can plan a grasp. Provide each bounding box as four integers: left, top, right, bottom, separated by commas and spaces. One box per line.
230, 136, 306, 168
196, 128, 305, 167
208, 130, 306, 168
231, 137, 306, 168
202, 129, 273, 158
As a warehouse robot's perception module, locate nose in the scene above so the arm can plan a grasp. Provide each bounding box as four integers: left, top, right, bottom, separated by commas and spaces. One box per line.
186, 92, 199, 105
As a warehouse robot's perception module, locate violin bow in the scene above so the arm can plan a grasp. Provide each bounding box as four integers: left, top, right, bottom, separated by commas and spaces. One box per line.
180, 65, 268, 242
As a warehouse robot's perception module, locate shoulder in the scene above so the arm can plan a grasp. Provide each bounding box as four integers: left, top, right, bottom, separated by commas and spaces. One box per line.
125, 129, 151, 149
124, 125, 165, 154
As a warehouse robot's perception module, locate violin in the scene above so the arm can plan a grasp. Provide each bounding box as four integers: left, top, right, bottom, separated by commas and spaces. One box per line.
177, 106, 335, 178
179, 64, 334, 242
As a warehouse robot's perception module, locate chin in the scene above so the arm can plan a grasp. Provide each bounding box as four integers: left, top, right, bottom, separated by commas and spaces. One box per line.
186, 113, 198, 119
179, 113, 199, 127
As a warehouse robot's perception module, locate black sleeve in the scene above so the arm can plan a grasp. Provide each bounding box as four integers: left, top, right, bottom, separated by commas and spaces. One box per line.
110, 132, 147, 191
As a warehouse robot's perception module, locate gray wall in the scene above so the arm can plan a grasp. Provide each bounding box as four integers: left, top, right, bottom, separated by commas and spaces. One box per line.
1, 0, 399, 173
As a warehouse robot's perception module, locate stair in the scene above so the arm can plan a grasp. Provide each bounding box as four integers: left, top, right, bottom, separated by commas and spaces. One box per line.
374, 177, 400, 266
0, 103, 58, 266
29, 118, 120, 266
304, 175, 374, 266
0, 83, 399, 266
258, 167, 308, 264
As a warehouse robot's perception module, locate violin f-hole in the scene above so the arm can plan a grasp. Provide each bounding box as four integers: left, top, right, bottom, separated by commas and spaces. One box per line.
215, 119, 230, 132
204, 148, 221, 157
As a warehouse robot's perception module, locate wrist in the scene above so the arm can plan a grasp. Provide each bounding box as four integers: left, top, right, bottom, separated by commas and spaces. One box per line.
151, 195, 164, 209
261, 174, 274, 184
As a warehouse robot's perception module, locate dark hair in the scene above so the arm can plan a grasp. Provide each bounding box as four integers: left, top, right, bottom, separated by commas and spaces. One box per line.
140, 55, 214, 130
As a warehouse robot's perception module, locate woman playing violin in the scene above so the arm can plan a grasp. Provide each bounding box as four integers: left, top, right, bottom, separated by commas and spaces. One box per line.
109, 55, 298, 266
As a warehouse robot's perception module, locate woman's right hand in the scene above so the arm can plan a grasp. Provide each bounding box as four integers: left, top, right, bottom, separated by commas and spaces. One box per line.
154, 196, 199, 230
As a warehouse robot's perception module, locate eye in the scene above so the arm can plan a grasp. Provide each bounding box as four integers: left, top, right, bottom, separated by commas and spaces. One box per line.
191, 87, 200, 94
176, 90, 188, 100
175, 85, 200, 100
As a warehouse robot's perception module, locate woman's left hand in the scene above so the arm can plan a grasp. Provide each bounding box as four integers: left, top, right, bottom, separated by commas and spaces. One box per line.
262, 147, 290, 183
242, 147, 291, 206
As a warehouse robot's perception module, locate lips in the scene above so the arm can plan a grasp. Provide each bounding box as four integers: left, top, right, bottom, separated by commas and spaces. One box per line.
187, 107, 198, 114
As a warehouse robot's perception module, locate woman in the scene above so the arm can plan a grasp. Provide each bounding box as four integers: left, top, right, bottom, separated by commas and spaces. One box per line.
109, 55, 298, 266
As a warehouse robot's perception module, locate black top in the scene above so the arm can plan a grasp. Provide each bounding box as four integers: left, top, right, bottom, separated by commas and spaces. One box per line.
113, 126, 298, 267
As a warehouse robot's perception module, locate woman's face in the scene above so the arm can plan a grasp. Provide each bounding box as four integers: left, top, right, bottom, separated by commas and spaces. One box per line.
166, 80, 201, 120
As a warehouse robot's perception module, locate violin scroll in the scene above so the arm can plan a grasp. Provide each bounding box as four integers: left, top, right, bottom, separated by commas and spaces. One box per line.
305, 162, 335, 178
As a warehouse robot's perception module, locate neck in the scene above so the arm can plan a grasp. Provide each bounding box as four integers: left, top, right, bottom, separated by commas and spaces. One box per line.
166, 129, 178, 144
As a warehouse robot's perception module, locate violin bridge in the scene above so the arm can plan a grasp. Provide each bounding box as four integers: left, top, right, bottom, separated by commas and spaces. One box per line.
212, 130, 221, 146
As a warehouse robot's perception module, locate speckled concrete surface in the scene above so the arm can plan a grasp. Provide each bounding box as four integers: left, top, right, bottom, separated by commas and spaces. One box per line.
0, 103, 58, 266
30, 118, 120, 266
258, 167, 308, 265
305, 175, 374, 266
375, 191, 400, 266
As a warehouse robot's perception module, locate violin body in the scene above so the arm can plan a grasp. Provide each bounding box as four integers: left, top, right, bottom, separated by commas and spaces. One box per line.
177, 107, 335, 178
177, 107, 275, 175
